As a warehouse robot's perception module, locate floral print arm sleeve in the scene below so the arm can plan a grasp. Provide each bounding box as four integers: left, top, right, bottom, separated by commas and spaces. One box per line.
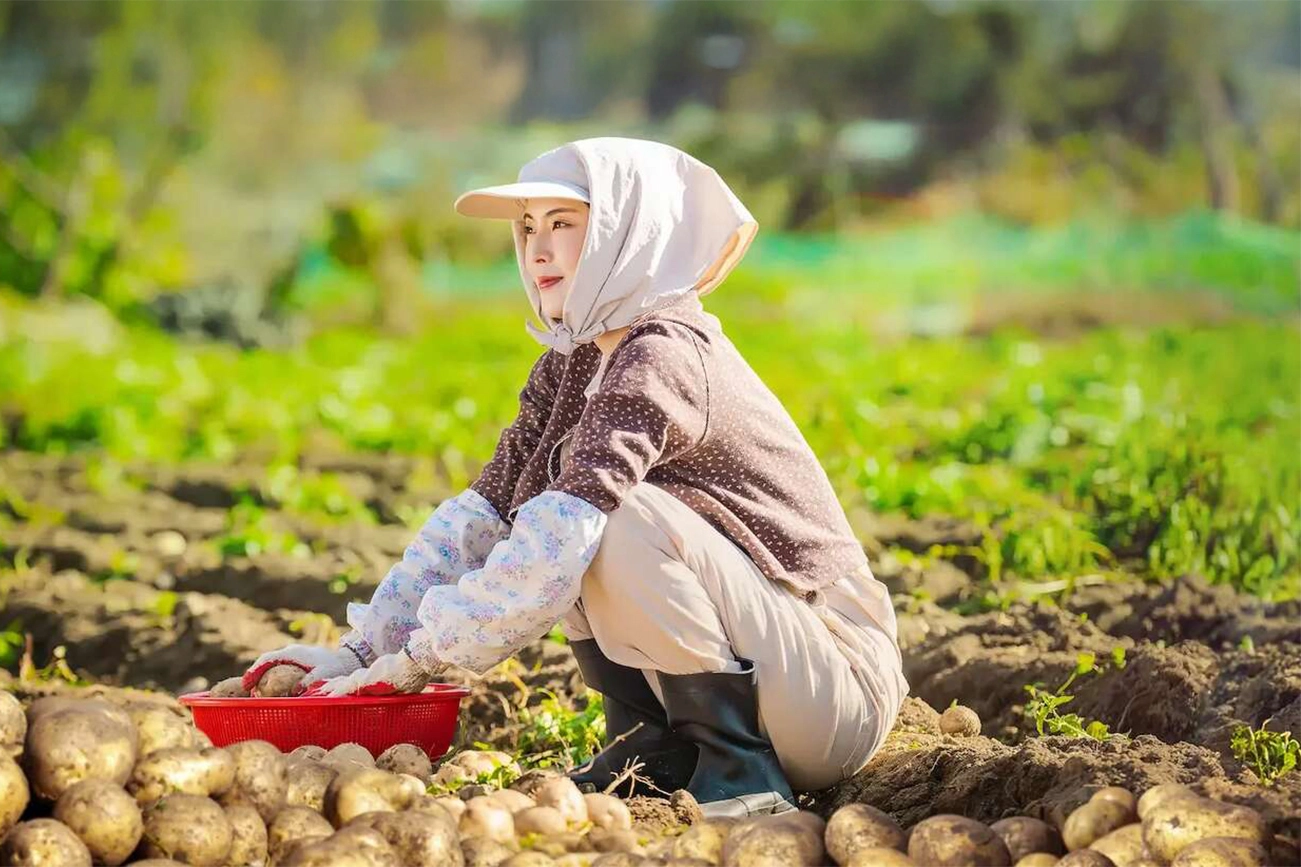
404, 490, 606, 675
340, 487, 509, 663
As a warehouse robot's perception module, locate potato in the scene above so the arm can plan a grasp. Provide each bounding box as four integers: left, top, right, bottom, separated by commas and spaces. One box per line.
133, 860, 186, 866
501, 853, 555, 867
321, 744, 375, 773
141, 794, 234, 866
127, 703, 196, 757
531, 779, 588, 828
939, 705, 981, 737
325, 769, 424, 827
1090, 788, 1138, 817
908, 815, 1011, 867
449, 750, 518, 775
0, 693, 26, 760
375, 744, 432, 783
674, 818, 735, 863
721, 812, 827, 867
460, 796, 516, 844
409, 794, 466, 823
1014, 855, 1059, 867
24, 706, 138, 800
52, 779, 142, 866
1169, 837, 1268, 867
523, 832, 587, 858
1142, 797, 1267, 864
254, 666, 306, 698
210, 678, 250, 699
130, 747, 237, 804
281, 825, 397, 867
1058, 851, 1116, 867
515, 807, 568, 837
991, 817, 1064, 862
289, 746, 327, 762
583, 794, 632, 832
344, 809, 460, 867
1065, 800, 1134, 851
1089, 824, 1147, 867
286, 759, 337, 814
219, 741, 288, 822
463, 836, 519, 867
588, 827, 643, 855
510, 770, 562, 799
490, 788, 536, 814
826, 803, 907, 864
1137, 784, 1199, 820
845, 848, 917, 867
0, 818, 92, 867
588, 852, 644, 867
0, 754, 29, 838
552, 855, 598, 867
224, 804, 268, 867
268, 807, 334, 864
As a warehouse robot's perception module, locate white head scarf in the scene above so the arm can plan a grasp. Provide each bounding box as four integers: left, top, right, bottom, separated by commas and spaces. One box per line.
508, 137, 757, 355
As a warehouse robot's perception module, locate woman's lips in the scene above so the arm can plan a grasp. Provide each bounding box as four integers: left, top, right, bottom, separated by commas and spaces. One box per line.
537, 276, 562, 290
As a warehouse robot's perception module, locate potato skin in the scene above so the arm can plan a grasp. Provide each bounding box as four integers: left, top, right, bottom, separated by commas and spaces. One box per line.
375, 744, 432, 783
908, 815, 1011, 867
826, 803, 907, 865
224, 804, 268, 867
281, 825, 397, 867
130, 747, 237, 804
286, 759, 338, 814
24, 706, 138, 801
722, 813, 827, 867
0, 694, 26, 760
52, 779, 142, 866
0, 754, 29, 839
939, 706, 982, 737
672, 817, 735, 863
582, 794, 631, 832
1014, 855, 1059, 867
1089, 823, 1148, 867
845, 848, 917, 867
325, 769, 424, 828
219, 741, 288, 822
141, 794, 234, 867
990, 817, 1064, 863
343, 809, 461, 867
1142, 798, 1267, 864
1090, 788, 1137, 817
210, 678, 250, 699
254, 666, 306, 698
1136, 784, 1199, 820
127, 703, 196, 757
1058, 851, 1117, 867
0, 818, 93, 867
268, 806, 334, 863
1064, 800, 1134, 851
1168, 836, 1268, 867
462, 837, 518, 867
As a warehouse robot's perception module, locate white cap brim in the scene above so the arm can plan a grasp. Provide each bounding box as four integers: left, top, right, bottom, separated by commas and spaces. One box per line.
453, 180, 590, 220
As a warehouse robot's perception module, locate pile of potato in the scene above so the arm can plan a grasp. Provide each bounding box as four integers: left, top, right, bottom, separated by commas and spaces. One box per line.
0, 685, 1293, 867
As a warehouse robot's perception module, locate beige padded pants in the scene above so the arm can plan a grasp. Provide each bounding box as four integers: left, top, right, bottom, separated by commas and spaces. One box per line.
559, 481, 909, 792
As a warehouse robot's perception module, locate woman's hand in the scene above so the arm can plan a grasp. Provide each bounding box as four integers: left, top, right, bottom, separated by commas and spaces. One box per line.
241, 644, 367, 694
302, 649, 434, 697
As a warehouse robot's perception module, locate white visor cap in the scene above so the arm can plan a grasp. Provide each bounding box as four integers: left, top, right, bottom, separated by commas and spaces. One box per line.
453, 179, 590, 220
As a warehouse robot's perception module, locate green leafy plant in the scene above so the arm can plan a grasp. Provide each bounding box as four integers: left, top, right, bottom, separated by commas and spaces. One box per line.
1023, 650, 1125, 742
1231, 720, 1299, 786
514, 689, 606, 771
213, 497, 308, 558
0, 621, 24, 669
425, 751, 521, 796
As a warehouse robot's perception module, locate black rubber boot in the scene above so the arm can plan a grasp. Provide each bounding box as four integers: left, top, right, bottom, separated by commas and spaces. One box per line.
567, 640, 698, 797
656, 660, 797, 818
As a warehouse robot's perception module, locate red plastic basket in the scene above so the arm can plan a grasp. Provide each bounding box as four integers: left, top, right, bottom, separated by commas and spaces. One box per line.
179, 684, 470, 759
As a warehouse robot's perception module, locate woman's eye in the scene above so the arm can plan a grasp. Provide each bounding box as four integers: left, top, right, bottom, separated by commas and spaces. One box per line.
553, 220, 569, 229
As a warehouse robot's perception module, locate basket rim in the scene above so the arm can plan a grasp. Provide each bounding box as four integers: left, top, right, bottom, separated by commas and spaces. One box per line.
179, 682, 470, 709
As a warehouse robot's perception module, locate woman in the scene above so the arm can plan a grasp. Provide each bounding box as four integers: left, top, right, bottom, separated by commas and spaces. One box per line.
244, 137, 909, 818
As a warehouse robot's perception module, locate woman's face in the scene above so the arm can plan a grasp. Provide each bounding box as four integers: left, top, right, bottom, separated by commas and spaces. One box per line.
518, 196, 590, 323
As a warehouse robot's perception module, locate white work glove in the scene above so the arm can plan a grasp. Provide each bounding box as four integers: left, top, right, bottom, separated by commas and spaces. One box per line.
241, 643, 369, 695
302, 649, 441, 697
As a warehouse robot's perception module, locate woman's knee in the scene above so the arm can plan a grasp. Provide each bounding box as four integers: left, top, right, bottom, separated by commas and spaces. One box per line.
586, 487, 671, 591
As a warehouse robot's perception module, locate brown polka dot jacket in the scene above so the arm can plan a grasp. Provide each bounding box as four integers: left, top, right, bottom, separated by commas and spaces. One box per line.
471, 294, 870, 594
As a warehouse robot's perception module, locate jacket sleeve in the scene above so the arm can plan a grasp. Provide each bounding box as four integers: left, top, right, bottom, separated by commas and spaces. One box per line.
340, 487, 509, 663
404, 490, 607, 675
469, 349, 563, 520
546, 322, 708, 513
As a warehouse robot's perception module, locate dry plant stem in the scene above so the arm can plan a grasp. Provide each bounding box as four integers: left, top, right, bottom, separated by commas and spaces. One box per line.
570, 721, 646, 777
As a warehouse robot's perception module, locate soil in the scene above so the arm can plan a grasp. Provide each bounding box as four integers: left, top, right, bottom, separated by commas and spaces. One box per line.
2, 450, 1299, 838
